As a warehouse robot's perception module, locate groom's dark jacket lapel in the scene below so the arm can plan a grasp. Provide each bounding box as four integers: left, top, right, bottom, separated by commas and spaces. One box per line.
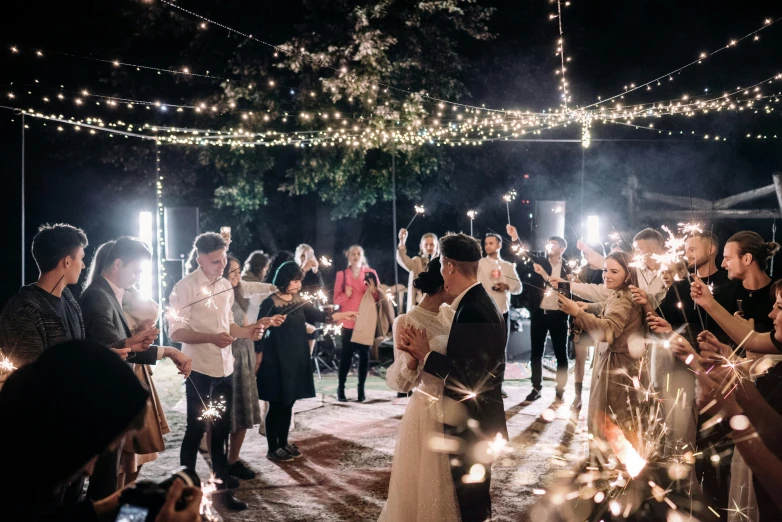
423, 284, 509, 439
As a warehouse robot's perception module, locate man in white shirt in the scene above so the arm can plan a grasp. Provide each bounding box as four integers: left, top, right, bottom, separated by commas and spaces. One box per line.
478, 231, 522, 395
168, 232, 264, 511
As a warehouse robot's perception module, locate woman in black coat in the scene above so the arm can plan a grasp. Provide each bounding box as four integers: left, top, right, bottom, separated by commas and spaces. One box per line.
256, 261, 356, 462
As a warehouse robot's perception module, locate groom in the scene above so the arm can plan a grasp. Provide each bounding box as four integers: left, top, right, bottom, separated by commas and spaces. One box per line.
399, 233, 508, 522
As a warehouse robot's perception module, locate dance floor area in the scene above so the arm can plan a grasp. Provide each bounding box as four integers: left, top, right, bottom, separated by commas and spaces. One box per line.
140, 360, 590, 521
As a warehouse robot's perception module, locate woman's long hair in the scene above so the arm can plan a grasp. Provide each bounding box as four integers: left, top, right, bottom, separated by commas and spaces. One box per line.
418, 233, 439, 258
605, 251, 638, 290
84, 240, 117, 289
224, 256, 249, 313
345, 245, 369, 268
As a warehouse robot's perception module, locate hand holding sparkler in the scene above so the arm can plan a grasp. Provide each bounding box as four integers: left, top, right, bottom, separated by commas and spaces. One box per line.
646, 312, 672, 334
405, 205, 426, 229
110, 347, 132, 361
259, 314, 286, 328
628, 285, 649, 306
210, 332, 235, 348
697, 330, 732, 362
669, 336, 698, 362
532, 263, 548, 280
397, 324, 430, 361
125, 325, 160, 352
689, 276, 716, 308
398, 228, 409, 245
166, 348, 193, 379
506, 224, 519, 242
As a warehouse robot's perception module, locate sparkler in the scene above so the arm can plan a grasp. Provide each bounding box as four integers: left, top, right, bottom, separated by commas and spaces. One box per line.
502, 190, 517, 224
163, 305, 189, 325
385, 289, 398, 308
678, 222, 703, 236
323, 324, 343, 337
405, 205, 426, 229
319, 256, 332, 267
199, 475, 221, 521
467, 210, 477, 236
198, 397, 226, 421
200, 287, 217, 309
0, 352, 16, 374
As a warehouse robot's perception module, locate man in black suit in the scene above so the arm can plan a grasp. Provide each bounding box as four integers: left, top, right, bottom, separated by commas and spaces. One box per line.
80, 236, 191, 501
523, 235, 572, 402
398, 233, 508, 522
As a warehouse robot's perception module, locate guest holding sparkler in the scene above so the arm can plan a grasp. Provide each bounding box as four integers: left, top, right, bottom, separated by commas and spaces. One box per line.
334, 245, 381, 402
223, 257, 284, 480
257, 261, 357, 462
295, 244, 324, 295
168, 232, 265, 511
522, 234, 571, 402
80, 238, 191, 500
556, 252, 648, 448
397, 229, 439, 311
478, 228, 521, 397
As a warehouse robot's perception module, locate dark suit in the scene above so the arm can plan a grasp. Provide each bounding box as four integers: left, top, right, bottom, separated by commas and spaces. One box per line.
423, 284, 508, 522
79, 275, 158, 500
523, 254, 572, 393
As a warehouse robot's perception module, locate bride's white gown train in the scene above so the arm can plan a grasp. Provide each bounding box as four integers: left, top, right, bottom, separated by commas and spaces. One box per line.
378, 306, 461, 522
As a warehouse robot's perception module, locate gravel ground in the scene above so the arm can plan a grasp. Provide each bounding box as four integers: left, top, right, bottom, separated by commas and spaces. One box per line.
140, 360, 589, 521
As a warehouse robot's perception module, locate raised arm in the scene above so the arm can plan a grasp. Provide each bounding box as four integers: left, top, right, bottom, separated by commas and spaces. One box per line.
691, 276, 778, 353
240, 281, 277, 298
570, 282, 611, 303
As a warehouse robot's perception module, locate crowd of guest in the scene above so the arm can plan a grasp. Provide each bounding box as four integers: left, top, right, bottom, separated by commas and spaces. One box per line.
2, 217, 782, 520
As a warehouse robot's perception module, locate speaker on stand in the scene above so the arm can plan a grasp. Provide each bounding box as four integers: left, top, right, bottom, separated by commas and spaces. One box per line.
164, 207, 200, 279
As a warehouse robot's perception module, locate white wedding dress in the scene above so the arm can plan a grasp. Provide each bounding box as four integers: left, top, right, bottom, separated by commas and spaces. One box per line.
378, 305, 461, 522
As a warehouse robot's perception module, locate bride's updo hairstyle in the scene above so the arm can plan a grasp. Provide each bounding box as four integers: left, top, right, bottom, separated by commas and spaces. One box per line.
413, 256, 444, 295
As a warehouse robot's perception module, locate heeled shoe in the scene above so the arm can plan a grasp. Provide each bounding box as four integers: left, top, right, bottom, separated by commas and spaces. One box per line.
337, 386, 347, 402
357, 385, 366, 402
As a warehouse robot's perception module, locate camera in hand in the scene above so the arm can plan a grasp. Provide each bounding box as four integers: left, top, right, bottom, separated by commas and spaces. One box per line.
115, 467, 200, 522
557, 281, 571, 298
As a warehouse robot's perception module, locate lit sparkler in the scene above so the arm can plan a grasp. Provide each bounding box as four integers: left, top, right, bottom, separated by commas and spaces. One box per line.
198, 398, 226, 421
319, 256, 333, 267
678, 222, 703, 236
200, 287, 217, 309
323, 324, 343, 337
502, 190, 517, 224
487, 433, 508, 456
199, 475, 221, 521
163, 306, 189, 325
405, 205, 426, 229
0, 352, 16, 374
385, 289, 398, 307
608, 232, 620, 242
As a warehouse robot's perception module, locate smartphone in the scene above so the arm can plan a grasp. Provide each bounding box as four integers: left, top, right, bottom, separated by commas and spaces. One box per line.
557, 281, 571, 298
115, 504, 150, 522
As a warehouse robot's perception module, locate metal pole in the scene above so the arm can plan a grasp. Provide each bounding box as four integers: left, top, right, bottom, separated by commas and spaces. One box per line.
155, 143, 165, 345
21, 113, 25, 285
392, 153, 400, 314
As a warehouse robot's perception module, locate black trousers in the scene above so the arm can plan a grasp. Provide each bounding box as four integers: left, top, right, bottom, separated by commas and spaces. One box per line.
265, 400, 295, 452
180, 371, 233, 480
499, 312, 510, 383
338, 329, 370, 387
529, 309, 569, 392
447, 426, 492, 522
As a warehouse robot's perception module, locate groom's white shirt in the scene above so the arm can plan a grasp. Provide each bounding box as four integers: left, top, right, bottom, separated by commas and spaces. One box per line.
424, 282, 480, 364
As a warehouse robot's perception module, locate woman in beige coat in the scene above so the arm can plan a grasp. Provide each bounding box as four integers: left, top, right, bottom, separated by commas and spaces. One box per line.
396, 229, 438, 312
556, 251, 649, 451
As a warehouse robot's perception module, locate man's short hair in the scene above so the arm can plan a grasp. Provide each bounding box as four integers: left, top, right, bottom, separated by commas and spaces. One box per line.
691, 231, 719, 248
440, 233, 481, 276
194, 232, 227, 256
633, 228, 664, 246
103, 237, 151, 268
32, 223, 88, 274
485, 233, 502, 245
549, 236, 567, 250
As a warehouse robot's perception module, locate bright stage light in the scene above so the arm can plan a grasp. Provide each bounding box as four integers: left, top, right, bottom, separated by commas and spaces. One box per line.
139, 211, 154, 300
586, 215, 599, 244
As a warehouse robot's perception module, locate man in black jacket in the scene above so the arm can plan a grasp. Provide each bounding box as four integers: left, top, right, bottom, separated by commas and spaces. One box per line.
398, 233, 508, 522
524, 235, 572, 402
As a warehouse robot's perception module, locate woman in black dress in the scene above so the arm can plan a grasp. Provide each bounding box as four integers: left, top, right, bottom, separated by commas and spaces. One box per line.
257, 261, 357, 462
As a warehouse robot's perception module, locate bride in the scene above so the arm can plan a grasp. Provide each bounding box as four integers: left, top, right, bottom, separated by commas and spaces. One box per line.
378, 257, 461, 522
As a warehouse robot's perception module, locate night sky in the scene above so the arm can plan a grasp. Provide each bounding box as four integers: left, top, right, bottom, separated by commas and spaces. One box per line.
1, 0, 780, 304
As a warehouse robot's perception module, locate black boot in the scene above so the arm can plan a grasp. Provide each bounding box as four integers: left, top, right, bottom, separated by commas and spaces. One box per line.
571, 382, 582, 412
357, 383, 366, 402
337, 385, 347, 402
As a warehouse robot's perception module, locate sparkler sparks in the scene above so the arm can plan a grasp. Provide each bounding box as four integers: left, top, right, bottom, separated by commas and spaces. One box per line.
502, 190, 517, 224
200, 287, 217, 309
678, 222, 703, 236
163, 305, 189, 325
487, 433, 508, 456
0, 353, 16, 374
199, 475, 221, 521
385, 289, 398, 307
405, 205, 426, 228
323, 324, 343, 336
198, 398, 226, 421
319, 256, 333, 267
